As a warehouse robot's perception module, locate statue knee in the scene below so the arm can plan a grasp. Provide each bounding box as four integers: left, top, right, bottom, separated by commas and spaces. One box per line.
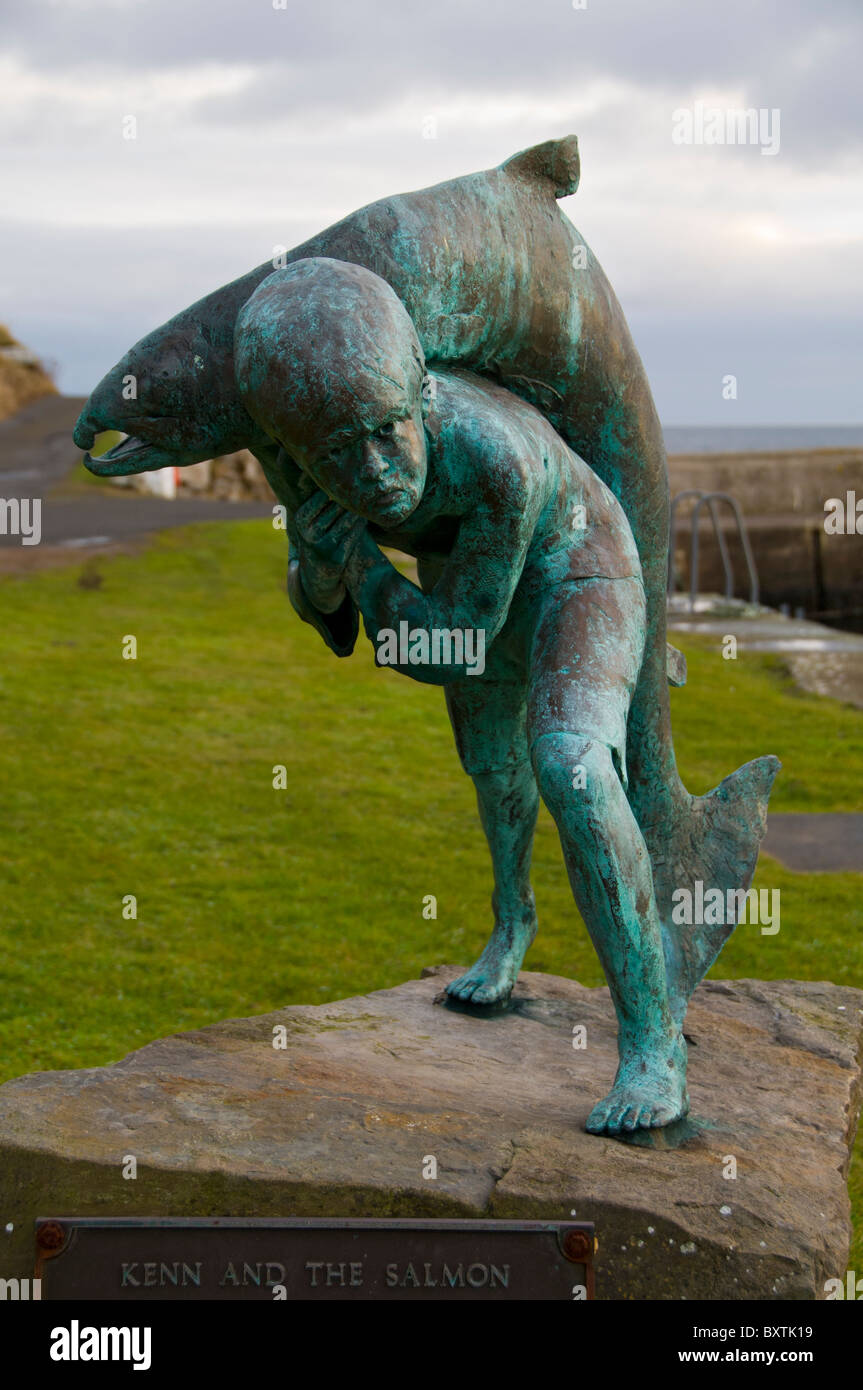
531, 733, 615, 823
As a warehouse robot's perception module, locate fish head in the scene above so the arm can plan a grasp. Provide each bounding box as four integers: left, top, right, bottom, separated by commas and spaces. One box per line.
73, 312, 261, 475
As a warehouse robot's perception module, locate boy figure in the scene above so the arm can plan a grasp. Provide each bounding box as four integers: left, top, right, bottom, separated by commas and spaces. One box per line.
235, 257, 687, 1136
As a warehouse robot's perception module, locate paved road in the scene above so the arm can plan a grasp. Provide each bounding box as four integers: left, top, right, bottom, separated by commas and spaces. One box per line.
668, 595, 863, 710
0, 394, 87, 496
0, 394, 272, 548
762, 814, 862, 873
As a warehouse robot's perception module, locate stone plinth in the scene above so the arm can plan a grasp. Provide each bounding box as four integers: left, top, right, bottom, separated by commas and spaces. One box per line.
1, 967, 861, 1299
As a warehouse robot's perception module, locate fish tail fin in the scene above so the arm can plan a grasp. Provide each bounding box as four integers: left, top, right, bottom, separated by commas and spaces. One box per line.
647, 755, 782, 1028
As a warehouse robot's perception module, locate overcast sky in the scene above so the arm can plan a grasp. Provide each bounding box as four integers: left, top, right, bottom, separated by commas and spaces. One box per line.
1, 0, 861, 423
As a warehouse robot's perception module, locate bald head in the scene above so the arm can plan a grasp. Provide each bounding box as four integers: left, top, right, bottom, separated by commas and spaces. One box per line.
234, 257, 425, 462
235, 258, 429, 525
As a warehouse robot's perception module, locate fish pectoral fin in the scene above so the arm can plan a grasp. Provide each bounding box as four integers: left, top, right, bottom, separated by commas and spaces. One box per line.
501, 135, 580, 199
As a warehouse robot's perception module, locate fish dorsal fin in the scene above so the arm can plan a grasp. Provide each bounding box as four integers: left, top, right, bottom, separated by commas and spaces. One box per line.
501, 135, 580, 199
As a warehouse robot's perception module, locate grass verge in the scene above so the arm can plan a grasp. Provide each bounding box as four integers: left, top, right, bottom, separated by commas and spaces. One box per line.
1, 520, 860, 1263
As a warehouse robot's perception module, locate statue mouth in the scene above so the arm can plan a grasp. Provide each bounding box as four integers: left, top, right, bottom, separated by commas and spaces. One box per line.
84, 434, 165, 475
371, 486, 420, 524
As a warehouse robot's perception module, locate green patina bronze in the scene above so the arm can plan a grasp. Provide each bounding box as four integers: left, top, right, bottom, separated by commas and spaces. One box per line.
74, 136, 779, 1135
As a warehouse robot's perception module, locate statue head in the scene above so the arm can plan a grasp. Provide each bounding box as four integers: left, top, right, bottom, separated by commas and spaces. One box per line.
234, 258, 428, 525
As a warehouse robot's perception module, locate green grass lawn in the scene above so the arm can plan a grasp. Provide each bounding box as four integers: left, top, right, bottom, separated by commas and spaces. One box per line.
1, 519, 861, 1262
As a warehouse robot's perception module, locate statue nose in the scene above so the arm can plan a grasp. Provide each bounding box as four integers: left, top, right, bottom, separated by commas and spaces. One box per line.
360, 443, 387, 480
73, 414, 100, 450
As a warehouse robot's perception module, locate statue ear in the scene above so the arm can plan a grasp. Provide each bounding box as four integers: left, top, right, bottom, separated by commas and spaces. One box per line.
420, 373, 434, 415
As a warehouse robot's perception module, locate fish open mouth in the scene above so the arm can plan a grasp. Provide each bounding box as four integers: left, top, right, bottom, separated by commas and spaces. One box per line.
83, 432, 167, 476
86, 434, 150, 464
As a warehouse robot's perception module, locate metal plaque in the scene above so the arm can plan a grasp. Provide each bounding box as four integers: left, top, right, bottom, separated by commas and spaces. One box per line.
35, 1217, 595, 1301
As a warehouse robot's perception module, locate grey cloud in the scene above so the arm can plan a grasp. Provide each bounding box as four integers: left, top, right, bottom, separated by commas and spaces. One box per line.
2, 0, 862, 164
2, 0, 859, 422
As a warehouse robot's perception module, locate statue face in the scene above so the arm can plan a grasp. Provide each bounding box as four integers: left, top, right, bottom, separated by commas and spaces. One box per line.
301, 390, 428, 526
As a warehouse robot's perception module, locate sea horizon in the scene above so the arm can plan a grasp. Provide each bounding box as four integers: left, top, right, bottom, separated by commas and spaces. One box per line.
663, 424, 863, 455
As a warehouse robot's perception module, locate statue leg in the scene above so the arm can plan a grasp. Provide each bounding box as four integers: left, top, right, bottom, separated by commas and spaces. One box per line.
445, 760, 540, 1006
527, 576, 688, 1134
440, 655, 540, 1007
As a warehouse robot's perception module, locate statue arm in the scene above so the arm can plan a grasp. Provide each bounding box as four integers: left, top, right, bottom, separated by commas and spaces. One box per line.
285, 550, 359, 657
253, 444, 360, 658
343, 496, 535, 685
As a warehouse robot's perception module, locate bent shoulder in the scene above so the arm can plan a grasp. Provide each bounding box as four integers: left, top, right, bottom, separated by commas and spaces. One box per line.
432, 370, 549, 502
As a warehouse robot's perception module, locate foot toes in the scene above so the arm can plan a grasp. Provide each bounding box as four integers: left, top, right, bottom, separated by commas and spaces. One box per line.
446, 976, 476, 999
447, 970, 513, 1006
613, 1106, 630, 1132
586, 1102, 612, 1133
587, 1093, 683, 1135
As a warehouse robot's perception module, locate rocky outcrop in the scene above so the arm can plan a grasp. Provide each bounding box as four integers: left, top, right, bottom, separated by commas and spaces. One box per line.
0, 324, 56, 421
1, 967, 860, 1299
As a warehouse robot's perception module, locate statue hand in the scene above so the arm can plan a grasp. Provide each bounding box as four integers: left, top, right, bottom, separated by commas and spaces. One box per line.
295, 489, 366, 608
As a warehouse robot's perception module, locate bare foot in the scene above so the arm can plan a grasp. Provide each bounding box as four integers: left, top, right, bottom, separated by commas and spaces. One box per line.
586, 1035, 689, 1135
445, 905, 536, 1006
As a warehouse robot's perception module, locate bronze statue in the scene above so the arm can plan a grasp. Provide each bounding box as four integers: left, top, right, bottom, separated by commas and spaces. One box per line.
73, 137, 779, 1134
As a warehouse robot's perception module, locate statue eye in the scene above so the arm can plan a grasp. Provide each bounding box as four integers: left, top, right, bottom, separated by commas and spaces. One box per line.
374, 422, 395, 439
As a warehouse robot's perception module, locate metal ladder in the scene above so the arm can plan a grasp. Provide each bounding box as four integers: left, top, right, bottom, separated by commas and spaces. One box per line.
668, 490, 760, 608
